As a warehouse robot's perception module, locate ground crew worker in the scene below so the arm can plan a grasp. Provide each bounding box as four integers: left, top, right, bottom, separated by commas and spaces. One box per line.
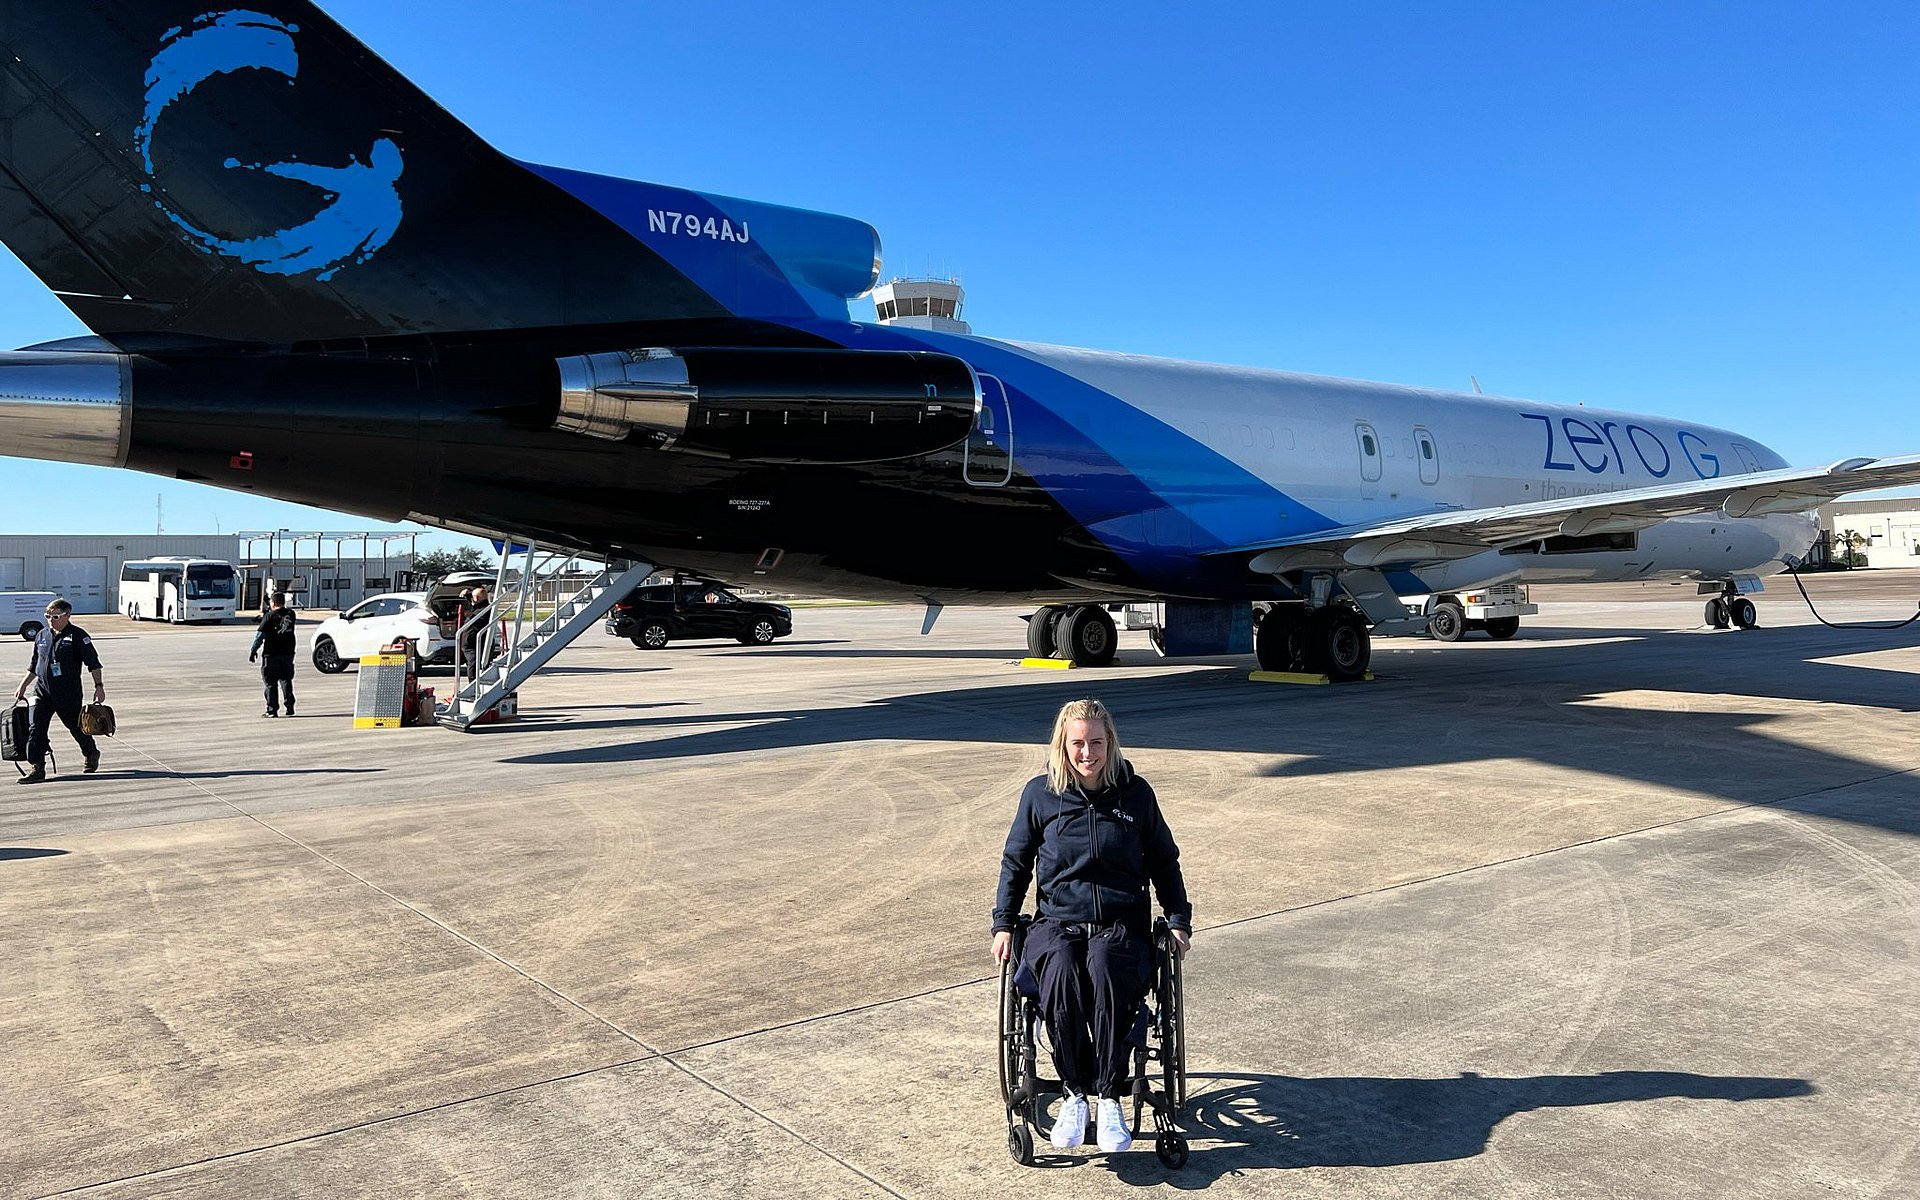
10, 598, 104, 783
461, 584, 493, 679
250, 591, 299, 717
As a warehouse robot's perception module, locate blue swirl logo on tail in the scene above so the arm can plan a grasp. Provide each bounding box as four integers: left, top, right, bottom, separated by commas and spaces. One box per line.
134, 10, 403, 281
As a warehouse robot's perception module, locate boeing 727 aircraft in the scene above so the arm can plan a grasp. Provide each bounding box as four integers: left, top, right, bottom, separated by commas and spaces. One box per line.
2, 3, 1916, 681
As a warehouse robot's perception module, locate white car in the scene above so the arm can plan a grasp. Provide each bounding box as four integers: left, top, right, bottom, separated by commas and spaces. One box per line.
309, 591, 452, 673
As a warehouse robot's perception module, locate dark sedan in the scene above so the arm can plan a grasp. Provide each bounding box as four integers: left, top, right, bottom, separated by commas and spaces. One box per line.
605, 580, 793, 649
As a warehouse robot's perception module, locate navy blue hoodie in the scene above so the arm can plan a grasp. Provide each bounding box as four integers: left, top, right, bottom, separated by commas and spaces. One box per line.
992, 761, 1192, 935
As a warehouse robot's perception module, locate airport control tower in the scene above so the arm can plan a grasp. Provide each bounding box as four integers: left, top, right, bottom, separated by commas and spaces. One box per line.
871, 277, 970, 334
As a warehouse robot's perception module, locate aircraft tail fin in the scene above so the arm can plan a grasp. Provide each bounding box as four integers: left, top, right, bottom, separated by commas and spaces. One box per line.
0, 3, 793, 343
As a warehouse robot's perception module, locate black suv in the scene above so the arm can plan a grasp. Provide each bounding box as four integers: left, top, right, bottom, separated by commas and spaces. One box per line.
606, 579, 793, 649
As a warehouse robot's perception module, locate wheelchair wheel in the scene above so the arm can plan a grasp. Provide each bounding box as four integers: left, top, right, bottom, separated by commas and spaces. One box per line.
1155, 1132, 1189, 1169
998, 957, 1021, 1108
1007, 1122, 1034, 1166
1161, 939, 1186, 1109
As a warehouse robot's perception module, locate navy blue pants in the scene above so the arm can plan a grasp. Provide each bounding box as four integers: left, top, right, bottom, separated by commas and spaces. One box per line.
27, 693, 95, 771
260, 654, 296, 714
1022, 918, 1151, 1099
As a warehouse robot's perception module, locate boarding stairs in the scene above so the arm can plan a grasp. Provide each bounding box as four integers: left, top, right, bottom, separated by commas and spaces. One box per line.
438, 546, 655, 731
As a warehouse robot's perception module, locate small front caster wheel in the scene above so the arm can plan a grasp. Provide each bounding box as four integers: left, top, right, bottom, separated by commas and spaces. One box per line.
1008, 1123, 1034, 1166
1155, 1133, 1189, 1169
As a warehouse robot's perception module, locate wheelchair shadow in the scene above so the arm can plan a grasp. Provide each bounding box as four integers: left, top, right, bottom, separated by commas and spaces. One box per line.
1105, 1069, 1814, 1186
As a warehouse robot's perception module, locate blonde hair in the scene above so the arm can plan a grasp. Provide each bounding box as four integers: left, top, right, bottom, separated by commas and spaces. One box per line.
1047, 698, 1122, 794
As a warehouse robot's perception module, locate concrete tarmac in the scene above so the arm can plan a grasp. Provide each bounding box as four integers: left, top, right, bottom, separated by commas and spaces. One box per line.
2, 569, 1917, 1198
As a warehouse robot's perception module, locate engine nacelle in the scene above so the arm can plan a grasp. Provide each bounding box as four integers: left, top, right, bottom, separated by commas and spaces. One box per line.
555, 346, 979, 465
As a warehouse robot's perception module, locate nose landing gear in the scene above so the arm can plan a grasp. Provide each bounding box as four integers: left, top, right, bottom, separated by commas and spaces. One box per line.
1705, 587, 1758, 631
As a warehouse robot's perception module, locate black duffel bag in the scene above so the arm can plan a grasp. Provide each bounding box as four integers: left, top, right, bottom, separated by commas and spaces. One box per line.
2, 703, 28, 762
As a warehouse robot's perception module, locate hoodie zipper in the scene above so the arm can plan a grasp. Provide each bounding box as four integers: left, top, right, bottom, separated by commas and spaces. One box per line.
1084, 784, 1104, 926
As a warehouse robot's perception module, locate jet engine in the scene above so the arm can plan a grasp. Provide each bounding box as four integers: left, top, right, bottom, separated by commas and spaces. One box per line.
554, 347, 979, 465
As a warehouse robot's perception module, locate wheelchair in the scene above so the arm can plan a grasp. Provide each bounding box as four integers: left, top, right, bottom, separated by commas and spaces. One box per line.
997, 915, 1189, 1167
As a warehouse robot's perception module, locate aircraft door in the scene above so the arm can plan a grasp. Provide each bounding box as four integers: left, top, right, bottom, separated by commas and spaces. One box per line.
1731, 442, 1761, 474
965, 374, 1014, 486
1355, 422, 1383, 498
1413, 427, 1439, 484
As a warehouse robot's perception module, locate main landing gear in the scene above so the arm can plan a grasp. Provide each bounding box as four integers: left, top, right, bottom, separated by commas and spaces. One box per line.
1255, 603, 1372, 681
1025, 604, 1119, 667
1705, 587, 1758, 631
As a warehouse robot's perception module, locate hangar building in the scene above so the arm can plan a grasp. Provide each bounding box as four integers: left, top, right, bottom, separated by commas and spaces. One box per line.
0, 535, 242, 613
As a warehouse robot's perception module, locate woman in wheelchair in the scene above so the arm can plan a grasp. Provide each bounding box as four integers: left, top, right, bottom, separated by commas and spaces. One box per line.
992, 698, 1192, 1156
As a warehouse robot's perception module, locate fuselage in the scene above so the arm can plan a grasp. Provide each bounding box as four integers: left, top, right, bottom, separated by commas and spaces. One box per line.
0, 320, 1814, 608
652, 319, 1817, 603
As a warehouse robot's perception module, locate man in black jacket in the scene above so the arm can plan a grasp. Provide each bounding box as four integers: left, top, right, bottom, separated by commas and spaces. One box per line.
992, 698, 1192, 1154
10, 598, 104, 783
249, 592, 298, 717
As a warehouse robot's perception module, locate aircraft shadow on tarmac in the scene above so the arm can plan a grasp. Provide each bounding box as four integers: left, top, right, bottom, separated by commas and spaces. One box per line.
0, 847, 68, 862
501, 622, 1916, 830
714, 646, 1024, 661
1103, 1070, 1814, 1185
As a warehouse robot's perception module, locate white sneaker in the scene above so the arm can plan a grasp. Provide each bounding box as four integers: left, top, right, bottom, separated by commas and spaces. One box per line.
1050, 1091, 1088, 1149
1095, 1097, 1133, 1153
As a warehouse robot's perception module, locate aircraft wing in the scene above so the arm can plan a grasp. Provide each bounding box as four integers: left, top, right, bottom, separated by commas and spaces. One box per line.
1216, 453, 1920, 573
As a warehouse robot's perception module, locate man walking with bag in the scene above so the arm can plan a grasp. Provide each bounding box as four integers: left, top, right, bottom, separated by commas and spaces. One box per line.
250, 591, 298, 717
10, 598, 104, 784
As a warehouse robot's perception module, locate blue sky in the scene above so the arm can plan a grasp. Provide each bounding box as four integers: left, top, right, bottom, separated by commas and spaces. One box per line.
2, 0, 1915, 545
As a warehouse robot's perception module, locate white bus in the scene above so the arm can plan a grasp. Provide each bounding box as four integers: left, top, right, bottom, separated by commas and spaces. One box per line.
120, 557, 239, 623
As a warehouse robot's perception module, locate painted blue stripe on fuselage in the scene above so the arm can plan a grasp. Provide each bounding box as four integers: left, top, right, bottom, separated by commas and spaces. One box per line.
784, 318, 1338, 591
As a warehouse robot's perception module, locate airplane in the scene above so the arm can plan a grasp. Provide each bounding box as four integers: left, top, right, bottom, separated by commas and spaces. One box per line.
2, 2, 1917, 684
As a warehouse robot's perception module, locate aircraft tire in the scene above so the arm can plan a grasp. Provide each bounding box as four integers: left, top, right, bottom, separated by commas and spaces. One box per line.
1483, 616, 1520, 640
1025, 606, 1061, 658
1730, 598, 1758, 630
1061, 605, 1117, 667
1427, 600, 1466, 642
1705, 598, 1730, 629
1255, 606, 1306, 672
1304, 607, 1371, 681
